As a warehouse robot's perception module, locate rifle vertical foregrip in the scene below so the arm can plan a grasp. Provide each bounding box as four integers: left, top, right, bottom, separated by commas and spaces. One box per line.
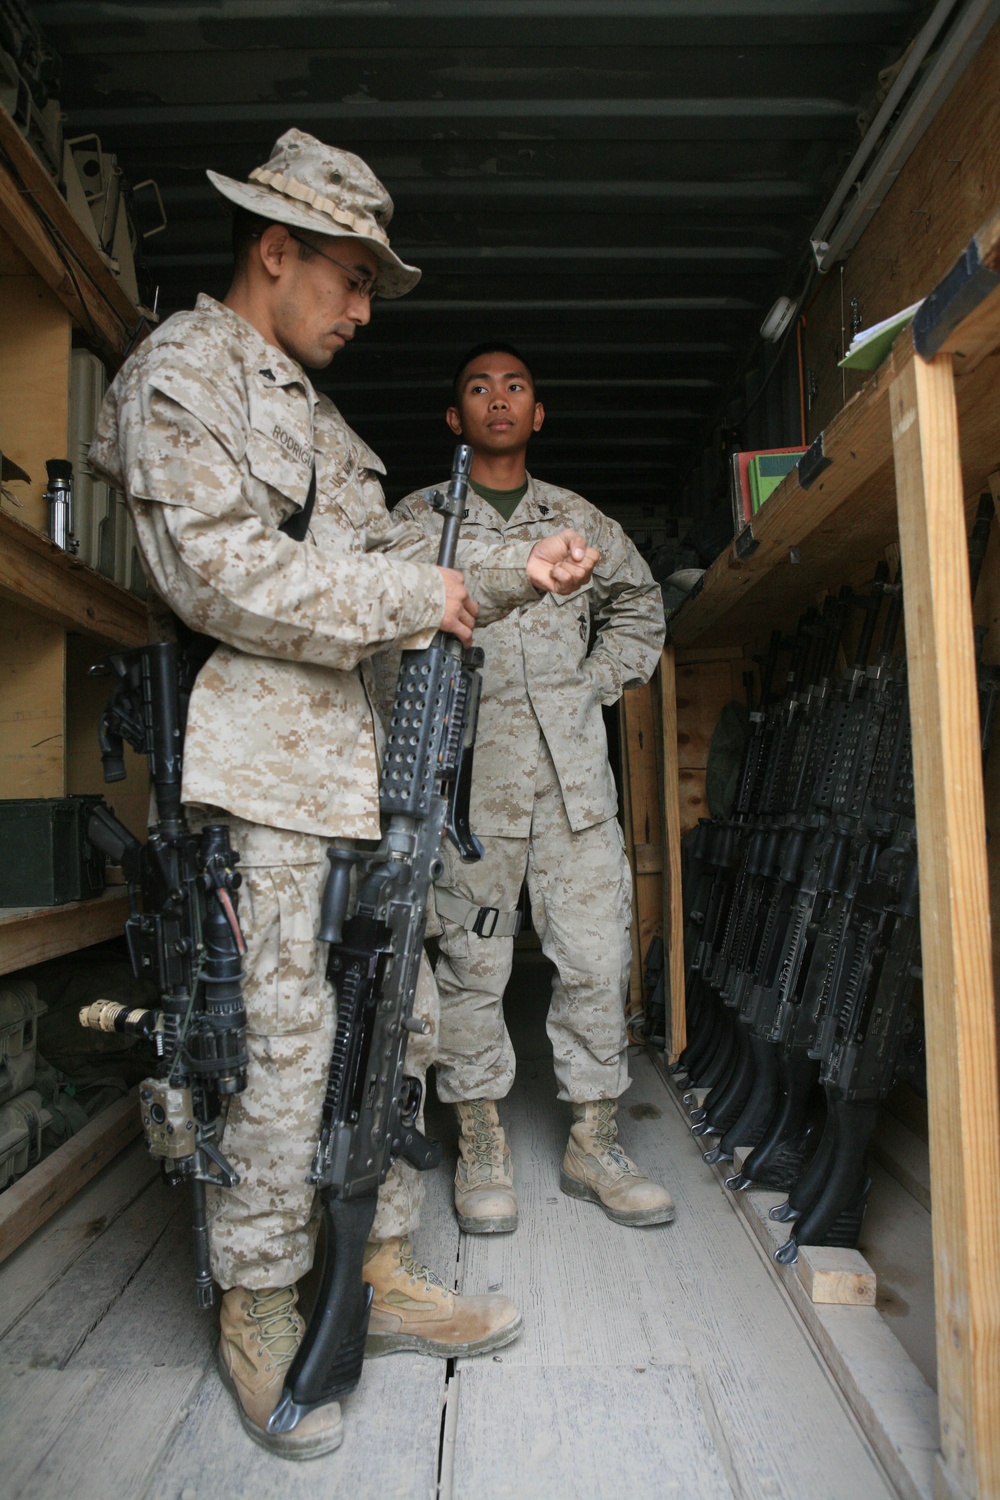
319, 843, 360, 944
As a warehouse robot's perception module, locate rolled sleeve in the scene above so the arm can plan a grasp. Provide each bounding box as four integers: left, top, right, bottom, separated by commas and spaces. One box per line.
584, 514, 666, 704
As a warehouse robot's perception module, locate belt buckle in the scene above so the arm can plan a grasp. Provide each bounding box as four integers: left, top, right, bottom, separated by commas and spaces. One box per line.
472, 905, 500, 938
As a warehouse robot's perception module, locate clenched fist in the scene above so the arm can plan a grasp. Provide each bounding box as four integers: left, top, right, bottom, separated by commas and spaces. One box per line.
526, 530, 601, 594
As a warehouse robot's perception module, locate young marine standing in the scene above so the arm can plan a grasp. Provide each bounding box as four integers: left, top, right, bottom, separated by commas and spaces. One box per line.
89, 139, 599, 1459
394, 344, 674, 1233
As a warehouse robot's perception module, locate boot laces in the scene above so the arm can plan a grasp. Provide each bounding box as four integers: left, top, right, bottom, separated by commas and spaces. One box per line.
398, 1238, 449, 1293
593, 1101, 638, 1176
247, 1287, 300, 1371
465, 1100, 507, 1184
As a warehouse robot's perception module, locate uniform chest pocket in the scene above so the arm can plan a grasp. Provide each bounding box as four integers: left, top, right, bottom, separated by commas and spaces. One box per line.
313, 423, 367, 530
245, 385, 314, 523
550, 580, 594, 608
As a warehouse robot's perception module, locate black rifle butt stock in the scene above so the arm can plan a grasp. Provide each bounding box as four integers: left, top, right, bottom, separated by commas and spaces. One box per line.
778, 1096, 880, 1261
267, 1192, 379, 1432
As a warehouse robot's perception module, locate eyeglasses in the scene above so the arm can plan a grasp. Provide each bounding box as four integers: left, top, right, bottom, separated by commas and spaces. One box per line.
288, 232, 378, 299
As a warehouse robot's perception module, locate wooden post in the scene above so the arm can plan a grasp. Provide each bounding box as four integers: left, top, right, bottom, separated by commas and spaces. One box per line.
617, 698, 643, 1013
659, 645, 686, 1059
890, 351, 1000, 1500
622, 682, 664, 975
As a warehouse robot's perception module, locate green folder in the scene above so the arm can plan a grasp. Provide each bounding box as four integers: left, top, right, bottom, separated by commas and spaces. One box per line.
749, 452, 803, 514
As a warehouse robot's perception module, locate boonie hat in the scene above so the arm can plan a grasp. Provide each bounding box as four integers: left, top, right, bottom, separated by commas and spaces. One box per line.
207, 128, 421, 298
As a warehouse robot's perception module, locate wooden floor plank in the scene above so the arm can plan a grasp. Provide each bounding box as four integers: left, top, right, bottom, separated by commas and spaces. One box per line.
148, 1355, 445, 1500
656, 1061, 938, 1500
75, 1207, 219, 1370
0, 1140, 157, 1340
1, 1365, 101, 1499
448, 1364, 733, 1500
0, 956, 918, 1500
0, 1175, 177, 1367
733, 1181, 938, 1500
457, 1048, 896, 1500
2, 1364, 202, 1500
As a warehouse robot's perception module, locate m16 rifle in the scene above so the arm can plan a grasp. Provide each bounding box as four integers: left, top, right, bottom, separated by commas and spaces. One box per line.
691, 603, 847, 1147
733, 580, 905, 1197
78, 640, 248, 1309
267, 442, 484, 1437
707, 572, 892, 1169
677, 633, 783, 1092
771, 494, 998, 1261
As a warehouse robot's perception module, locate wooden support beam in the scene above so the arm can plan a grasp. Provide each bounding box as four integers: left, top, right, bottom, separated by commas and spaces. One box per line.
658, 646, 686, 1059
890, 350, 1000, 1500
913, 207, 1000, 376
0, 1091, 142, 1264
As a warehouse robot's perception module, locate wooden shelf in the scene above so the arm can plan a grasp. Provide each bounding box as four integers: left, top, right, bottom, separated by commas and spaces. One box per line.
0, 105, 148, 369
670, 207, 1000, 651
0, 888, 129, 975
0, 506, 146, 647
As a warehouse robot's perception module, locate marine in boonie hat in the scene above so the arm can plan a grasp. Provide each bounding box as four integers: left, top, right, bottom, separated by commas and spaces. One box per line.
207, 128, 421, 299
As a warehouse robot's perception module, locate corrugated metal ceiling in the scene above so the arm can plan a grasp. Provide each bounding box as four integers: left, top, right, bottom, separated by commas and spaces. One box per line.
33, 0, 930, 515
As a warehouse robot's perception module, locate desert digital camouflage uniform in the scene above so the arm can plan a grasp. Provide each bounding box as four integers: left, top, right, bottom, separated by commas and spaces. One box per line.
392, 477, 665, 1104
89, 294, 541, 1289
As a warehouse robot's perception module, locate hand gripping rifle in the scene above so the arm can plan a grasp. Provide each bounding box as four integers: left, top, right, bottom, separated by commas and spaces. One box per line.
267, 443, 484, 1437
78, 641, 248, 1308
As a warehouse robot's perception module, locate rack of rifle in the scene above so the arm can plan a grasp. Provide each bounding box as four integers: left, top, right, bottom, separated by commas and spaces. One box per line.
672, 497, 999, 1264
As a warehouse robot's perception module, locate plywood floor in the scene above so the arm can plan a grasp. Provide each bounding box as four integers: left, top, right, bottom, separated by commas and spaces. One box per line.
0, 952, 898, 1500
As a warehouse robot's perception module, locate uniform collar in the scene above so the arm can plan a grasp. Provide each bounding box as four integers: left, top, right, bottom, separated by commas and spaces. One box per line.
461, 472, 556, 529
194, 293, 317, 403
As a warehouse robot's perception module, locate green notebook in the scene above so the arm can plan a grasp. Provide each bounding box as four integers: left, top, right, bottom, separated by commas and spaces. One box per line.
838, 299, 924, 372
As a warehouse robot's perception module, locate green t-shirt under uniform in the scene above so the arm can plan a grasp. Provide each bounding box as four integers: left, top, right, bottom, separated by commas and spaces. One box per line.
470, 478, 528, 523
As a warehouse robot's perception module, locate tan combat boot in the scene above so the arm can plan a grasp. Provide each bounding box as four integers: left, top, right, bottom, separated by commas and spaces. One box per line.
561, 1099, 675, 1227
364, 1236, 522, 1357
217, 1285, 343, 1459
454, 1099, 518, 1233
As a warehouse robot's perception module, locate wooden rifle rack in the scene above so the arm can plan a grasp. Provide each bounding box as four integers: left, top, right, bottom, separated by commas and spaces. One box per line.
658, 207, 1000, 1500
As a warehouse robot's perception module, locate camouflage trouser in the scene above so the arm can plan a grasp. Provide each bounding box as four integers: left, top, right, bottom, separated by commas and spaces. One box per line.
433, 738, 632, 1105
202, 815, 437, 1292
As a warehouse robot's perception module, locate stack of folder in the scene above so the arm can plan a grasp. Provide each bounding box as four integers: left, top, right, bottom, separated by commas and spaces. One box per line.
729, 446, 807, 533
